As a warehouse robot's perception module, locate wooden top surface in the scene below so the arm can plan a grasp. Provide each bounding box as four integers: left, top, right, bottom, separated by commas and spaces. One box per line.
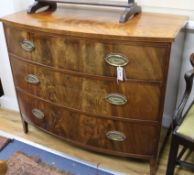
1, 5, 188, 42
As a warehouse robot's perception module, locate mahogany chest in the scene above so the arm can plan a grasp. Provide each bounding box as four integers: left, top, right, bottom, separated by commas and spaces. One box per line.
1, 6, 187, 175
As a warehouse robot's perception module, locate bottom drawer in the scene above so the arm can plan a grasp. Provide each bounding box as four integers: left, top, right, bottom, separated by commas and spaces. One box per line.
17, 91, 160, 158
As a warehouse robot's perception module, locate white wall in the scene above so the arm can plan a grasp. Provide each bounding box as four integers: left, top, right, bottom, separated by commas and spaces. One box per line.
137, 0, 194, 9
0, 1, 18, 111
0, 0, 194, 127
12, 0, 34, 12
0, 0, 33, 111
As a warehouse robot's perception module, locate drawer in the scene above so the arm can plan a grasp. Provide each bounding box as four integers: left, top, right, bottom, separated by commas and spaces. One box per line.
17, 91, 159, 157
11, 57, 161, 121
5, 25, 168, 81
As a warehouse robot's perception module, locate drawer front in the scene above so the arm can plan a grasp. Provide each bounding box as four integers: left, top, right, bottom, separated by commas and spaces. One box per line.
11, 57, 161, 121
17, 91, 159, 157
5, 25, 168, 81
5, 26, 32, 60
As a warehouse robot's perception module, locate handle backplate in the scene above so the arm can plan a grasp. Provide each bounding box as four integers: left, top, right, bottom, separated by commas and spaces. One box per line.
21, 39, 35, 52
25, 74, 40, 85
105, 93, 127, 105
105, 54, 129, 67
106, 131, 126, 141
32, 108, 44, 119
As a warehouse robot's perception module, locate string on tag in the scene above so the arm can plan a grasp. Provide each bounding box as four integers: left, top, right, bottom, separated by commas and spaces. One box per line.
117, 66, 127, 84
117, 66, 123, 84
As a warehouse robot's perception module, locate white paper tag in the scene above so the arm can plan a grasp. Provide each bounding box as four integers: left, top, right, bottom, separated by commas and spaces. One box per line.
117, 66, 124, 81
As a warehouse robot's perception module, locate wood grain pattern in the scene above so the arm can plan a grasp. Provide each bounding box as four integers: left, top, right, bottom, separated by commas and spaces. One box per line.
17, 91, 159, 158
10, 57, 161, 121
4, 25, 168, 81
1, 109, 194, 175
1, 7, 187, 175
1, 6, 187, 42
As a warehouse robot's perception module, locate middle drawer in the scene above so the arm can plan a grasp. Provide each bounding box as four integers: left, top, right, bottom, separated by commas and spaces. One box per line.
11, 56, 161, 121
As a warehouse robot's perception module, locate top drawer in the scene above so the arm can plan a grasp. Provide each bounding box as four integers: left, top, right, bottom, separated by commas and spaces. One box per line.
4, 25, 168, 81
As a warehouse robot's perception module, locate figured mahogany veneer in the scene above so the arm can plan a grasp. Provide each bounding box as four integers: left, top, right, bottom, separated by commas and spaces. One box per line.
17, 91, 158, 158
1, 7, 187, 175
11, 57, 161, 121
4, 25, 167, 81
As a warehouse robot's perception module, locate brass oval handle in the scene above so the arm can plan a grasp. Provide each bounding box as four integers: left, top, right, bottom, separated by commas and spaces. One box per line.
105, 93, 127, 105
21, 39, 35, 52
106, 131, 126, 142
104, 54, 129, 67
32, 109, 44, 119
25, 74, 40, 85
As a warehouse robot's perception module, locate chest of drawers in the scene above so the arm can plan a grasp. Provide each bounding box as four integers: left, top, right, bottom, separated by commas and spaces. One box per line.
1, 6, 187, 175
